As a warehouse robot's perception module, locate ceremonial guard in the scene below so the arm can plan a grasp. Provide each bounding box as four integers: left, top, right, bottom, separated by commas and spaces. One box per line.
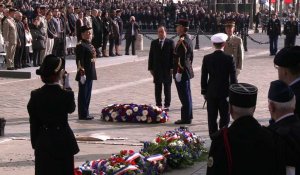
283, 14, 298, 47
201, 33, 237, 138
207, 83, 281, 175
224, 21, 244, 76
28, 54, 79, 175
267, 13, 281, 56
75, 26, 97, 120
173, 19, 194, 124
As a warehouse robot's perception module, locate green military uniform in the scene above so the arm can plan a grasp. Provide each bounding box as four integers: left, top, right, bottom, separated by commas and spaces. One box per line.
224, 35, 244, 71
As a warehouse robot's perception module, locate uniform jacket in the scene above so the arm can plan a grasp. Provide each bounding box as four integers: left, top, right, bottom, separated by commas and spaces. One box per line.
91, 16, 103, 48
148, 38, 174, 84
173, 34, 194, 81
268, 114, 300, 174
207, 116, 283, 175
27, 85, 79, 157
284, 20, 299, 37
116, 16, 123, 35
2, 17, 17, 45
75, 39, 97, 81
201, 50, 237, 99
291, 79, 300, 119
224, 35, 244, 70
125, 22, 140, 40
267, 18, 281, 36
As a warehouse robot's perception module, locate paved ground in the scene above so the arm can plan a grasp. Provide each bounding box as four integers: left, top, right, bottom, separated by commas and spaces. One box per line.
0, 32, 300, 175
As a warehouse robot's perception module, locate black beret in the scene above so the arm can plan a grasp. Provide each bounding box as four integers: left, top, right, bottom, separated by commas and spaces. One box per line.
36, 54, 64, 77
268, 80, 294, 103
229, 83, 258, 108
80, 25, 92, 33
175, 19, 189, 28
274, 46, 300, 68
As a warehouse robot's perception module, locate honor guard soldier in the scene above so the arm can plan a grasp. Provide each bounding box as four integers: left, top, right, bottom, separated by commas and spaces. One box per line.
173, 19, 194, 124
75, 26, 97, 120
224, 21, 244, 76
283, 14, 299, 47
201, 33, 237, 138
207, 83, 282, 175
267, 13, 281, 56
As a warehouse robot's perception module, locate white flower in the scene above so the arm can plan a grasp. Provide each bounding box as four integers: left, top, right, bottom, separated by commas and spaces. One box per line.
113, 119, 117, 122
121, 116, 126, 121
111, 112, 118, 119
169, 141, 177, 147
109, 109, 113, 114
136, 116, 141, 121
126, 109, 133, 116
141, 115, 147, 121
156, 115, 162, 122
147, 117, 152, 123
133, 106, 139, 112
105, 116, 110, 121
142, 110, 148, 116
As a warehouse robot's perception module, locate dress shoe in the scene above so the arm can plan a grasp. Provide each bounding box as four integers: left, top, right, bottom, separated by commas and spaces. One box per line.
79, 116, 94, 120
174, 119, 192, 124
116, 53, 122, 56
7, 67, 15, 70
125, 53, 129, 55
163, 106, 170, 111
109, 54, 116, 57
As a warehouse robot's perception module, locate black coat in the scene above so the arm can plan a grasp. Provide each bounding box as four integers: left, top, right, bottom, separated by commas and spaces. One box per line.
207, 116, 283, 175
267, 18, 281, 37
75, 40, 97, 81
91, 16, 103, 48
148, 38, 174, 84
16, 21, 26, 47
291, 80, 300, 117
67, 13, 77, 34
27, 85, 79, 175
125, 22, 139, 40
173, 34, 194, 81
47, 19, 57, 39
284, 21, 299, 37
30, 24, 46, 50
268, 114, 300, 174
201, 50, 237, 99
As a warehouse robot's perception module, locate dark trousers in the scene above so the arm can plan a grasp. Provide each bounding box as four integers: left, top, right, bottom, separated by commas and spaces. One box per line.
207, 98, 230, 137
33, 49, 42, 66
14, 46, 24, 68
285, 36, 296, 47
52, 38, 64, 57
155, 82, 171, 107
109, 37, 115, 55
102, 35, 109, 52
269, 35, 278, 55
175, 80, 193, 121
78, 79, 93, 119
125, 36, 136, 55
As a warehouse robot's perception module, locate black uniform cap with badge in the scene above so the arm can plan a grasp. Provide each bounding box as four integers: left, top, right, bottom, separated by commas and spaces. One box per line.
229, 83, 258, 108
80, 25, 92, 34
175, 19, 189, 29
274, 46, 300, 70
224, 20, 235, 28
36, 54, 65, 78
268, 80, 294, 103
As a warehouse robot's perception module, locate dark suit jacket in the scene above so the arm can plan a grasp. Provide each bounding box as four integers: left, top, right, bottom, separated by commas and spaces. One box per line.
76, 19, 84, 41
125, 22, 139, 40
47, 19, 57, 39
16, 21, 26, 46
27, 85, 79, 156
91, 16, 103, 47
201, 50, 237, 99
267, 18, 281, 36
268, 114, 300, 174
75, 40, 97, 81
67, 13, 77, 34
148, 38, 174, 84
291, 80, 300, 118
207, 116, 282, 175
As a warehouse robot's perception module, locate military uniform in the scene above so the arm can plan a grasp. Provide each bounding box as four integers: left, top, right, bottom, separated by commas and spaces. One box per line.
173, 20, 194, 124
267, 16, 281, 55
283, 18, 299, 47
75, 32, 97, 120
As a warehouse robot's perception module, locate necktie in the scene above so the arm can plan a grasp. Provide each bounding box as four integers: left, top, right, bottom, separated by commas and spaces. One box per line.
159, 40, 163, 49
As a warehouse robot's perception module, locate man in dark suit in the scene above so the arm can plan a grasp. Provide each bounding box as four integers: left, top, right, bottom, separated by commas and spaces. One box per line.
148, 26, 174, 111
115, 9, 123, 56
14, 11, 26, 69
267, 80, 300, 174
173, 19, 194, 124
274, 46, 300, 118
75, 26, 97, 120
267, 13, 281, 56
125, 16, 139, 55
201, 33, 237, 137
207, 83, 282, 175
91, 9, 103, 57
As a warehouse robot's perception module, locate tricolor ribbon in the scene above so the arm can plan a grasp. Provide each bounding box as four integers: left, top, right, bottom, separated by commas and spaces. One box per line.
146, 154, 164, 162
113, 165, 139, 175
125, 153, 144, 163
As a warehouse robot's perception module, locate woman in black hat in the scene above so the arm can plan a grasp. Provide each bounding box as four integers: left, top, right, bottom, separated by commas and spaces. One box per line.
27, 54, 79, 175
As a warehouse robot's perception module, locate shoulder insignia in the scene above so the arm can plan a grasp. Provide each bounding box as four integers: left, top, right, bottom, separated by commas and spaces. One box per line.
207, 156, 214, 167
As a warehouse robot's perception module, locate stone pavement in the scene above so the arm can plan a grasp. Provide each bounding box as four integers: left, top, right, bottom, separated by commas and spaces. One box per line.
0, 33, 299, 175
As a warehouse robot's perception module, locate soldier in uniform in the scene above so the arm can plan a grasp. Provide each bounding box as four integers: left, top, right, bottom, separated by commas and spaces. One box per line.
201, 33, 237, 138
206, 83, 282, 175
224, 21, 244, 76
173, 19, 194, 124
267, 13, 281, 56
283, 14, 299, 48
75, 26, 97, 120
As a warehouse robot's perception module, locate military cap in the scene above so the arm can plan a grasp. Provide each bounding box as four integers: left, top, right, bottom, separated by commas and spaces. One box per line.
175, 19, 189, 28
211, 33, 228, 43
0, 4, 5, 7
36, 54, 64, 77
268, 80, 294, 103
224, 20, 235, 27
274, 46, 300, 68
39, 5, 47, 9
116, 9, 122, 13
80, 25, 92, 33
9, 8, 17, 12
229, 83, 258, 108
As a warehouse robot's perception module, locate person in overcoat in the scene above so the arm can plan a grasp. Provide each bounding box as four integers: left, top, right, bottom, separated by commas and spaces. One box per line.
28, 54, 79, 175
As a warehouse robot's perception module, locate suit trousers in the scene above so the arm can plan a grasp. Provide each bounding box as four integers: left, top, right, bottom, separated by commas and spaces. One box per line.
155, 82, 171, 107
125, 36, 136, 55
14, 45, 24, 68
78, 79, 93, 119
269, 35, 278, 55
285, 36, 296, 48
175, 80, 193, 121
109, 37, 116, 55
6, 44, 16, 68
207, 97, 230, 137
46, 38, 54, 56
40, 40, 47, 64
33, 49, 43, 66
102, 34, 109, 52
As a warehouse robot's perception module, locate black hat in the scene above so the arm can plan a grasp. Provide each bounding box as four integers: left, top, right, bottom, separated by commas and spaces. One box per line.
175, 19, 189, 28
80, 25, 92, 33
9, 8, 17, 12
274, 46, 300, 68
268, 80, 294, 103
229, 83, 258, 108
36, 54, 64, 77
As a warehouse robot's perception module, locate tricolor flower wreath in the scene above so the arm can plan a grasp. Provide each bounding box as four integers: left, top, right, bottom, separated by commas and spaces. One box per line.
101, 104, 169, 123
74, 127, 207, 175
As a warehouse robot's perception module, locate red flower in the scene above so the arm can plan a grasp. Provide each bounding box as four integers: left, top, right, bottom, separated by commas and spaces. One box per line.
156, 137, 161, 143
120, 150, 127, 155
116, 157, 125, 163
129, 150, 135, 155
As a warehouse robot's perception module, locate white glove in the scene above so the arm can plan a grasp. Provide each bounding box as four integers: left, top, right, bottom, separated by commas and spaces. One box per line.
64, 73, 71, 89
236, 69, 241, 75
80, 75, 86, 84
175, 73, 182, 82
